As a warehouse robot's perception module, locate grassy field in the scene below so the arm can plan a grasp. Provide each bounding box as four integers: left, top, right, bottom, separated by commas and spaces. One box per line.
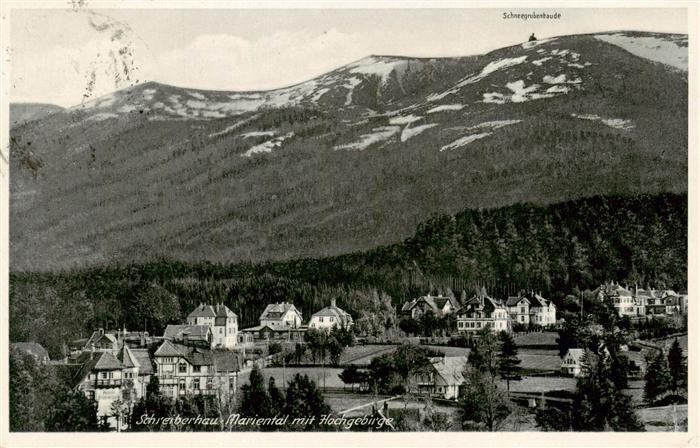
637, 404, 688, 431
340, 345, 397, 365
505, 376, 577, 393
517, 349, 562, 371
513, 332, 559, 347
262, 366, 347, 390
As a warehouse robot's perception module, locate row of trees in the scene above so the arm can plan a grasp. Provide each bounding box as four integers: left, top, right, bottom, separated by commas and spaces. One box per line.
643, 339, 687, 405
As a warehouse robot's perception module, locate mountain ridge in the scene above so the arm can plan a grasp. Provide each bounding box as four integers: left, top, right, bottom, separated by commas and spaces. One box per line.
9, 31, 688, 271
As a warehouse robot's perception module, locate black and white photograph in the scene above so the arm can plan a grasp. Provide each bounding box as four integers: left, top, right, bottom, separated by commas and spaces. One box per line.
0, 1, 696, 444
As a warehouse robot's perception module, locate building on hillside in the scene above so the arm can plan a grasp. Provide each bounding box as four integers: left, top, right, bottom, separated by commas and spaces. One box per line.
634, 287, 664, 316
11, 342, 50, 363
456, 288, 510, 334
401, 294, 460, 319
237, 332, 256, 349
505, 291, 557, 326
308, 298, 353, 332
259, 302, 303, 328
415, 356, 467, 400
163, 324, 213, 349
595, 282, 644, 317
152, 340, 240, 399
679, 292, 688, 314
240, 324, 306, 342
83, 329, 120, 354
561, 348, 586, 377
186, 303, 238, 349
660, 290, 682, 315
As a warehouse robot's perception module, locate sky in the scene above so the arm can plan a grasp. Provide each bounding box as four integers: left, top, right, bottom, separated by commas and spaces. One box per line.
9, 6, 688, 108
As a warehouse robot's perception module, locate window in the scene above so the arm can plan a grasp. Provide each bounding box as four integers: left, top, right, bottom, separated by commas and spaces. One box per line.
178, 363, 187, 373
229, 377, 236, 390
193, 365, 201, 373
220, 328, 223, 334
520, 316, 525, 322
520, 307, 525, 313
101, 372, 108, 379
193, 378, 200, 389
330, 317, 335, 322
207, 377, 213, 389
320, 317, 324, 322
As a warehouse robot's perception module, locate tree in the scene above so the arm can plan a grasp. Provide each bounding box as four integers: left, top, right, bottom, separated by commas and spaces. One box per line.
399, 318, 420, 336
284, 374, 331, 430
45, 386, 100, 431
339, 365, 360, 392
268, 377, 284, 416
667, 338, 687, 394
644, 350, 671, 404
9, 347, 57, 431
497, 331, 522, 393
239, 365, 273, 422
459, 329, 511, 431
572, 347, 644, 431
327, 336, 343, 366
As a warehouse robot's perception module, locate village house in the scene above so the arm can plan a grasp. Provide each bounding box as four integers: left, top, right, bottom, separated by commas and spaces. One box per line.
401, 293, 460, 319
163, 324, 213, 349
240, 324, 306, 342
308, 298, 354, 332
152, 340, 240, 399
186, 303, 238, 349
70, 344, 153, 430
595, 282, 644, 317
259, 302, 303, 328
456, 288, 510, 334
561, 348, 586, 377
10, 342, 50, 363
505, 291, 557, 327
415, 356, 467, 400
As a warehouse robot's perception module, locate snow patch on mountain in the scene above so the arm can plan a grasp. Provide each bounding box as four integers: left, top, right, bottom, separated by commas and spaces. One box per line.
401, 124, 437, 142
427, 104, 464, 113
334, 126, 400, 151
429, 56, 528, 101
348, 56, 405, 82
571, 113, 635, 130
389, 115, 422, 125
469, 120, 522, 130
242, 131, 276, 138
483, 79, 566, 104
595, 33, 687, 71
543, 74, 581, 84
532, 57, 552, 66
343, 78, 362, 106
440, 133, 491, 151
243, 132, 294, 157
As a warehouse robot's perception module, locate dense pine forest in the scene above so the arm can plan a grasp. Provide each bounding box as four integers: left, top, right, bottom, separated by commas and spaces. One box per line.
10, 193, 686, 358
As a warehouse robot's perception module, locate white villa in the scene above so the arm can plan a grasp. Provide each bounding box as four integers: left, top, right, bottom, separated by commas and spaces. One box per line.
308, 298, 353, 332
561, 348, 586, 377
505, 291, 557, 326
259, 302, 303, 328
456, 288, 510, 334
186, 303, 238, 349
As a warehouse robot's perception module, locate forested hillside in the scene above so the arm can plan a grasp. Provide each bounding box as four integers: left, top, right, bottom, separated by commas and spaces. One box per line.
10, 193, 686, 358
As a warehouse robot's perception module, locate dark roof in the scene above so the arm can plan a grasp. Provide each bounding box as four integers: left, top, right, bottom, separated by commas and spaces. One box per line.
131, 349, 154, 375
153, 340, 215, 366
215, 303, 237, 318
72, 351, 124, 385
164, 324, 211, 340
213, 351, 241, 372
188, 304, 217, 319
260, 302, 300, 321
506, 296, 530, 307
118, 346, 138, 368
11, 342, 50, 361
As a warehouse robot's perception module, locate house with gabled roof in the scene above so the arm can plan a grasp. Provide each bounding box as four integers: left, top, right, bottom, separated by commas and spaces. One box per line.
72, 351, 126, 428
595, 282, 644, 317
561, 348, 586, 377
415, 356, 467, 400
456, 288, 510, 334
401, 294, 460, 319
152, 340, 240, 399
259, 302, 303, 328
186, 303, 238, 349
308, 299, 353, 332
164, 324, 213, 348
506, 291, 556, 326
83, 328, 120, 354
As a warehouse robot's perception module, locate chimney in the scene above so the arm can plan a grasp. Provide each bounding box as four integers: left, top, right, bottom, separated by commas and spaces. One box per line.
331, 298, 337, 308
98, 328, 104, 336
